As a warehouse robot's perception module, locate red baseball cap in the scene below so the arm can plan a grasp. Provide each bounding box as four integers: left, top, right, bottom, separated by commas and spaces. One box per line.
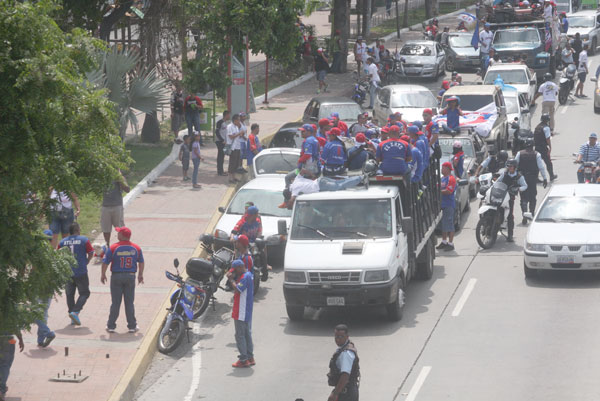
329, 127, 342, 136
355, 133, 366, 143
442, 161, 453, 170
311, 124, 317, 132
115, 226, 132, 239
400, 135, 411, 142
423, 108, 433, 115
389, 125, 400, 133
318, 118, 331, 126
381, 126, 390, 133
317, 137, 327, 146
235, 234, 249, 247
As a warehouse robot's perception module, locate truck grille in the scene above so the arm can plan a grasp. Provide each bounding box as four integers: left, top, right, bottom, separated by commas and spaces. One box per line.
308, 271, 361, 284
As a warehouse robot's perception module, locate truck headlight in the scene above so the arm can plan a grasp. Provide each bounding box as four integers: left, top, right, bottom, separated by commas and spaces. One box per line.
364, 270, 390, 282
215, 229, 229, 239
284, 271, 306, 283
525, 242, 546, 252
586, 244, 600, 252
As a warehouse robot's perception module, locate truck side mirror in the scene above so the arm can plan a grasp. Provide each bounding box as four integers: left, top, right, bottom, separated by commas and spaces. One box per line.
401, 217, 413, 234
278, 219, 287, 235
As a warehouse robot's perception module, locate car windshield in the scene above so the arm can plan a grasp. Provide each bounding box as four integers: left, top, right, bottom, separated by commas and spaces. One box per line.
400, 44, 433, 56
319, 104, 363, 122
441, 95, 494, 111
493, 29, 539, 44
449, 35, 473, 48
569, 16, 595, 28
254, 152, 298, 175
439, 137, 475, 157
536, 197, 600, 222
503, 95, 520, 114
391, 91, 437, 108
227, 188, 292, 218
291, 199, 393, 239
484, 70, 528, 84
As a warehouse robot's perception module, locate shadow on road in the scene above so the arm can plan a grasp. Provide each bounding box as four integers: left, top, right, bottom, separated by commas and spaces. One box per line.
525, 270, 600, 289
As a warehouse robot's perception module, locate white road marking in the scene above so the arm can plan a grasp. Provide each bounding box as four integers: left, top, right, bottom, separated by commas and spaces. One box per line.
183, 321, 203, 401
405, 366, 432, 401
451, 278, 477, 317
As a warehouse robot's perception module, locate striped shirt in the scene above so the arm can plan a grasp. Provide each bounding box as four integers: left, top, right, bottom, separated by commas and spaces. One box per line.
579, 142, 600, 162
232, 271, 254, 322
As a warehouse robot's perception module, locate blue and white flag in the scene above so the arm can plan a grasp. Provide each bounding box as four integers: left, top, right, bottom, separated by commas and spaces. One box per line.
494, 76, 518, 92
471, 18, 479, 50
458, 12, 476, 24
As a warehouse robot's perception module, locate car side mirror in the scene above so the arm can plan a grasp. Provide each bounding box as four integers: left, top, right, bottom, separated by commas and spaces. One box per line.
401, 217, 413, 234
278, 219, 287, 236
459, 179, 469, 186
173, 258, 179, 268
521, 109, 530, 114
218, 206, 225, 213
523, 212, 533, 220
498, 106, 507, 114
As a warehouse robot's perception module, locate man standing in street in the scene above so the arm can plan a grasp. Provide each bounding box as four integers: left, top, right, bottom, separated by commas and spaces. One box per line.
331, 30, 343, 73
227, 259, 254, 368
533, 114, 557, 181
215, 110, 230, 177
169, 83, 185, 140
184, 92, 203, 145
438, 162, 457, 251
327, 324, 360, 401
227, 114, 245, 183
59, 222, 94, 326
101, 227, 144, 333
575, 44, 589, 98
532, 73, 558, 133
0, 329, 24, 401
365, 57, 381, 110
315, 48, 330, 94
101, 172, 130, 246
572, 32, 583, 67
516, 139, 548, 225
246, 123, 262, 167
354, 36, 367, 76
479, 23, 494, 71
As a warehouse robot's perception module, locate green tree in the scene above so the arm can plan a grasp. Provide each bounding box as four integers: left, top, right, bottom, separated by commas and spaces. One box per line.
0, 0, 131, 333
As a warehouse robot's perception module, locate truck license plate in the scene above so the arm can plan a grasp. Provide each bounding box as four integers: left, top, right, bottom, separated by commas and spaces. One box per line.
327, 297, 345, 306
557, 255, 575, 264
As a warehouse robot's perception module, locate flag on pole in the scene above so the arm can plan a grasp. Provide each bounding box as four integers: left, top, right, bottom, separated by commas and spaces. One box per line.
458, 12, 476, 24
471, 18, 480, 50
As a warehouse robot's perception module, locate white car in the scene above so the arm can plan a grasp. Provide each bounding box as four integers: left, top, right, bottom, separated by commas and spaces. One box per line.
483, 64, 537, 104
523, 184, 600, 277
373, 84, 438, 126
567, 11, 600, 55
250, 147, 301, 179
213, 176, 292, 266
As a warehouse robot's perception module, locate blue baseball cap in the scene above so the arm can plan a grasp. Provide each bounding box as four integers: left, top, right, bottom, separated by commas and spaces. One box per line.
412, 121, 423, 129
590, 133, 598, 139
247, 205, 259, 215
231, 259, 244, 268
299, 124, 314, 132
330, 112, 340, 119
484, 22, 491, 28
408, 125, 419, 134
43, 229, 53, 239
365, 129, 376, 138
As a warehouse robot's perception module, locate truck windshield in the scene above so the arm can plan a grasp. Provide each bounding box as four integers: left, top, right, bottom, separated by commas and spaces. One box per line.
484, 69, 528, 85
439, 138, 475, 157
493, 29, 539, 44
569, 16, 595, 28
441, 95, 494, 111
391, 91, 437, 108
291, 199, 393, 239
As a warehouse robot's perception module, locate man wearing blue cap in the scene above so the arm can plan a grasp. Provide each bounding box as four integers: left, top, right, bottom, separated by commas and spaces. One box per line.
227, 258, 254, 368
575, 133, 600, 183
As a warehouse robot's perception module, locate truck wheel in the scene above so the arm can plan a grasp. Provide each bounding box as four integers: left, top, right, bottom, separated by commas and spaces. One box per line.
286, 304, 304, 321
415, 238, 434, 280
385, 275, 405, 321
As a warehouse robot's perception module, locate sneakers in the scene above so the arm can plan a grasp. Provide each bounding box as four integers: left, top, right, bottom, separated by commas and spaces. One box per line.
183, 176, 191, 181
41, 332, 56, 348
248, 357, 256, 366
128, 326, 140, 333
232, 359, 250, 368
436, 242, 448, 250
444, 243, 455, 251
69, 311, 81, 326
506, 237, 515, 243
106, 327, 116, 333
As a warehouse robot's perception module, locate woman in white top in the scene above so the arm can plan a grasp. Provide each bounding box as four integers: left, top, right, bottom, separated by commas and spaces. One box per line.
48, 188, 80, 248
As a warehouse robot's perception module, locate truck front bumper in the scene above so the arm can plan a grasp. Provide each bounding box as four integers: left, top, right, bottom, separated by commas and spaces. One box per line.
283, 276, 399, 307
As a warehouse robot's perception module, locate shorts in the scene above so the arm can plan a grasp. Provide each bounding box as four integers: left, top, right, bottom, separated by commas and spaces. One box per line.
578, 72, 587, 83
441, 206, 455, 233
316, 70, 327, 82
101, 205, 124, 233
182, 157, 190, 171
49, 208, 75, 235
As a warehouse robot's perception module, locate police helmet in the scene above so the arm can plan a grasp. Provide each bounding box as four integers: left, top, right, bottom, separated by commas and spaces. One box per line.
543, 72, 553, 82
498, 150, 508, 163
523, 138, 534, 148
363, 159, 378, 176
540, 113, 551, 124
506, 159, 518, 168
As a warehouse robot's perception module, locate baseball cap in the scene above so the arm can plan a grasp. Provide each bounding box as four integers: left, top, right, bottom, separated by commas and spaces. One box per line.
381, 126, 390, 133
355, 133, 366, 143
423, 108, 433, 116
400, 135, 411, 142
590, 133, 598, 138
239, 112, 247, 118
407, 125, 419, 134
329, 127, 342, 136
442, 161, 453, 170
453, 140, 462, 148
299, 123, 314, 132
317, 137, 327, 146
446, 96, 459, 102
232, 259, 245, 268
115, 226, 132, 239
235, 234, 249, 247
412, 121, 423, 130
318, 118, 331, 126
442, 80, 450, 90
365, 129, 376, 138
43, 229, 53, 239
484, 22, 491, 27
247, 206, 259, 215
330, 112, 340, 119
389, 125, 400, 133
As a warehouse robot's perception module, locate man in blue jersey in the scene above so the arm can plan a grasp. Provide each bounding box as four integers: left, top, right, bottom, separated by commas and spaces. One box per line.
375, 125, 412, 175
59, 223, 94, 326
321, 128, 348, 176
227, 259, 255, 368
101, 227, 145, 333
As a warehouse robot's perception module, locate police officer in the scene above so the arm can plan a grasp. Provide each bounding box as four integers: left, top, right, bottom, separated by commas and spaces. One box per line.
497, 160, 528, 242
327, 324, 359, 401
475, 149, 508, 176
533, 114, 557, 181
322, 128, 348, 176
515, 138, 548, 225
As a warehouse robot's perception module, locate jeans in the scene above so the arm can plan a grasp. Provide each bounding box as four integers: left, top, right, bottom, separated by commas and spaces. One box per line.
369, 81, 378, 108
216, 141, 225, 174
318, 176, 362, 192
35, 298, 53, 345
0, 340, 16, 395
185, 112, 202, 144
66, 274, 90, 313
107, 273, 137, 330
49, 208, 74, 235
234, 319, 253, 361
332, 52, 342, 73
192, 158, 200, 185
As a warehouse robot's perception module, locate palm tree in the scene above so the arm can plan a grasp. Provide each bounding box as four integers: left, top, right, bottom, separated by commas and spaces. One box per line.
87, 46, 168, 141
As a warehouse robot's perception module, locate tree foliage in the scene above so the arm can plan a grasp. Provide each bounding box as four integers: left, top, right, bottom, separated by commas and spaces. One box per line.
0, 0, 131, 333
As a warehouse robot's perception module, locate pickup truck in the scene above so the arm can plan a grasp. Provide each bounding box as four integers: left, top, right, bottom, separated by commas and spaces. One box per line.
280, 159, 442, 322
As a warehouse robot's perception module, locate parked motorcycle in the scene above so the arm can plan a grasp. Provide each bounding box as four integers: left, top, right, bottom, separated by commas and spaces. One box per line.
157, 258, 211, 354
351, 74, 369, 106
475, 177, 511, 249
558, 64, 577, 105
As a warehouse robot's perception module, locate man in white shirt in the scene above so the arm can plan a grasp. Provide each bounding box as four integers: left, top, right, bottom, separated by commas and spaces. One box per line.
479, 23, 494, 66
366, 57, 381, 109
227, 114, 245, 183
354, 37, 367, 76
543, 0, 553, 23
575, 44, 589, 98
531, 72, 558, 132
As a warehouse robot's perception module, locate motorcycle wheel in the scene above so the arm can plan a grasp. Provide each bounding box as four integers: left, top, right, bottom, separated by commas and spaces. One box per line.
192, 287, 212, 320
558, 87, 568, 105
157, 316, 185, 354
475, 215, 498, 249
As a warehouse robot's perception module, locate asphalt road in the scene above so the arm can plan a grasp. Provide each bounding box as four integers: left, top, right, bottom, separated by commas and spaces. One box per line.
134, 52, 600, 401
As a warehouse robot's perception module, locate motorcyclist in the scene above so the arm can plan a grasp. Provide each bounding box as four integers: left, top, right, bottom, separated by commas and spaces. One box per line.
231, 205, 262, 242
475, 149, 508, 176
574, 133, 600, 183
515, 138, 548, 225
425, 19, 438, 39
497, 159, 528, 242
533, 114, 557, 181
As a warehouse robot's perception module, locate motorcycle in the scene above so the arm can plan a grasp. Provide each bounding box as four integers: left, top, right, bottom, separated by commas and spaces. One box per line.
475, 177, 512, 249
510, 118, 533, 155
575, 160, 599, 184
157, 258, 211, 354
351, 74, 369, 106
558, 63, 577, 105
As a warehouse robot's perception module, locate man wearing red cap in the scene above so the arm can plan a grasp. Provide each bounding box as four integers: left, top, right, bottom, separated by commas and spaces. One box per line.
439, 163, 457, 251
321, 128, 348, 176
376, 125, 412, 175
422, 108, 439, 148
101, 226, 145, 333
330, 113, 349, 137
317, 118, 332, 139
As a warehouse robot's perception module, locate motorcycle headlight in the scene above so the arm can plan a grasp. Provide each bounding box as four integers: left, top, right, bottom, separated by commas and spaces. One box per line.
364, 270, 390, 282
215, 229, 229, 239
586, 244, 600, 252
284, 271, 306, 283
183, 285, 197, 303
525, 242, 546, 252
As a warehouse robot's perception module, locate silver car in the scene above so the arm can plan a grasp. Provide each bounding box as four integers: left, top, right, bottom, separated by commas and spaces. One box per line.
592, 77, 600, 114
443, 33, 480, 71
395, 40, 446, 81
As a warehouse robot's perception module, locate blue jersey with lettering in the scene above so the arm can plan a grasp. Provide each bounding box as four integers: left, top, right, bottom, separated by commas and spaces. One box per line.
103, 241, 144, 273
321, 139, 347, 166
413, 135, 429, 168
376, 138, 411, 175
409, 147, 424, 183
59, 235, 93, 277
445, 108, 461, 130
